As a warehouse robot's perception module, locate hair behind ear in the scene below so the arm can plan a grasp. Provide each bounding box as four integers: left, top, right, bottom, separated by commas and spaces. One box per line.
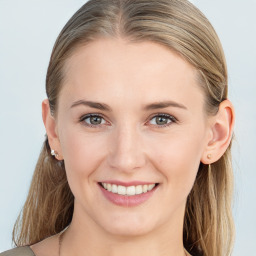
13, 137, 74, 246
184, 143, 234, 256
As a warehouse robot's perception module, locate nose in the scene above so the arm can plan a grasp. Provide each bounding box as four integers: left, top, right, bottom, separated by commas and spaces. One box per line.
107, 125, 146, 173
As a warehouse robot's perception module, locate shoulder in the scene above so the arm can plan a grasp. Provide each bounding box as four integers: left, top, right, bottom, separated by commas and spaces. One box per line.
0, 247, 35, 256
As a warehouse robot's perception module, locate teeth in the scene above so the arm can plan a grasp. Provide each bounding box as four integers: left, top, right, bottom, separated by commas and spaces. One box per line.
118, 185, 126, 195
135, 185, 143, 194
148, 184, 155, 191
101, 183, 156, 196
126, 186, 136, 196
112, 184, 118, 193
107, 183, 112, 192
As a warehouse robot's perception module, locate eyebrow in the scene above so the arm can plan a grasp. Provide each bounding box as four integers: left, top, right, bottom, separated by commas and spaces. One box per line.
71, 100, 112, 111
143, 101, 187, 111
70, 100, 187, 111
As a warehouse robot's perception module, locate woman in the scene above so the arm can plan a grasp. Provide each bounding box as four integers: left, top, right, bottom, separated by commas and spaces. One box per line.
1, 0, 235, 255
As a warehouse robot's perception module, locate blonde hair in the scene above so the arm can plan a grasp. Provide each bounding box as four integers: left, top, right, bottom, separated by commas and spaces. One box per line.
13, 0, 235, 255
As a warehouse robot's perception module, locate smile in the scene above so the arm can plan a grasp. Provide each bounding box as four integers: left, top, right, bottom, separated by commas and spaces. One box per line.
100, 182, 157, 196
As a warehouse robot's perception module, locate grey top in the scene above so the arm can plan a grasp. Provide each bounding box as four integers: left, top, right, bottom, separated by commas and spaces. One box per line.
0, 247, 35, 256
0, 246, 192, 256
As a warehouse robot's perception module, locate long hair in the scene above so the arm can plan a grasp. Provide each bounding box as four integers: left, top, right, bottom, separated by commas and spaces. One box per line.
13, 1, 235, 255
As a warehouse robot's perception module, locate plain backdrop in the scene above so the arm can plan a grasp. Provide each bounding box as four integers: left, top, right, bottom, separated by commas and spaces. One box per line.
0, 0, 256, 254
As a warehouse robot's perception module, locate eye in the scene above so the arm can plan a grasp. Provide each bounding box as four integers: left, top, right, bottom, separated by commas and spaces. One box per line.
148, 114, 176, 127
80, 114, 107, 128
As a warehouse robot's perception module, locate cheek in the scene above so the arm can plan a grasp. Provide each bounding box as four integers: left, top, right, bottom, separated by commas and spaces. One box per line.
59, 127, 107, 187
151, 126, 205, 192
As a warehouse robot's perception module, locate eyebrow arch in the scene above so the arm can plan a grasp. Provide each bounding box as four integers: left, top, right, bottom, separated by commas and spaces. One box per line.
143, 101, 187, 111
71, 100, 112, 111
70, 100, 187, 111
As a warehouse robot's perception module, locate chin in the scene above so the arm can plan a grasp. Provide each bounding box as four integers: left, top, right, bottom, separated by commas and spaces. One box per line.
99, 214, 158, 238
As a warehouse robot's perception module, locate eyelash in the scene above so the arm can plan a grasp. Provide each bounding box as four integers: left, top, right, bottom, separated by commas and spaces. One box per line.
79, 113, 177, 129
149, 113, 177, 128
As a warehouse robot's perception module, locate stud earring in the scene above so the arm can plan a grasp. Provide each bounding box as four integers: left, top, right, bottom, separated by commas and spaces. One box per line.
207, 154, 212, 159
51, 149, 59, 158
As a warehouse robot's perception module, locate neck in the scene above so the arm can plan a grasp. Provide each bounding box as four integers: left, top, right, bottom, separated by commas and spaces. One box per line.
61, 206, 186, 256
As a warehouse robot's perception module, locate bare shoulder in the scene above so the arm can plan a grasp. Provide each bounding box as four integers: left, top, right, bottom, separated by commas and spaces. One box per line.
30, 234, 59, 256
0, 247, 35, 256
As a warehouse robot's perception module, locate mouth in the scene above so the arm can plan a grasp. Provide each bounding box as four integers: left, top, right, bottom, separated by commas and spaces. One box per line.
99, 182, 159, 196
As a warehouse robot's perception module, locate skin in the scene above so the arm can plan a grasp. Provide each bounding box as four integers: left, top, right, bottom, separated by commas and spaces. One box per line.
32, 38, 235, 256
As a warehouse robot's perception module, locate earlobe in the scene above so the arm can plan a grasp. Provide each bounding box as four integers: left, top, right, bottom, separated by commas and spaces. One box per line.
42, 99, 63, 160
201, 99, 235, 164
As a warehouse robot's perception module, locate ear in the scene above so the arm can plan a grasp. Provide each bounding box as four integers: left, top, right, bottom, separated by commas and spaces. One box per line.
201, 99, 235, 164
42, 99, 63, 160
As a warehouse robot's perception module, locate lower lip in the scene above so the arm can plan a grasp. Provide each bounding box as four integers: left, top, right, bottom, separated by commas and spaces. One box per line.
98, 184, 158, 207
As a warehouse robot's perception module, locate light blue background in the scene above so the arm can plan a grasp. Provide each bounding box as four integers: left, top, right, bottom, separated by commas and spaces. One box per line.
0, 0, 255, 254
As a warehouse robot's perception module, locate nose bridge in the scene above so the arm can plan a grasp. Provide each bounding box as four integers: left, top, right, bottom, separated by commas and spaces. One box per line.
107, 123, 146, 172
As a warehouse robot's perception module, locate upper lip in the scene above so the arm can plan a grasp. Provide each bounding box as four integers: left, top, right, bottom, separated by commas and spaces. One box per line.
98, 180, 158, 186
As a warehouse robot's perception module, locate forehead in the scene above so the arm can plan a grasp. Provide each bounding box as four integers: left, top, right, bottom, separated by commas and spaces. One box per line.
61, 38, 204, 112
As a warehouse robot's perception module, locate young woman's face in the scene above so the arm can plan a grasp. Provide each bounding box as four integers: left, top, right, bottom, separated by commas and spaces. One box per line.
55, 38, 211, 236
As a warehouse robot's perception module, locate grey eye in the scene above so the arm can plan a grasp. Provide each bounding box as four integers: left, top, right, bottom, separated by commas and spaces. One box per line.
89, 116, 103, 125
149, 114, 175, 127
82, 115, 106, 126
155, 116, 170, 125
